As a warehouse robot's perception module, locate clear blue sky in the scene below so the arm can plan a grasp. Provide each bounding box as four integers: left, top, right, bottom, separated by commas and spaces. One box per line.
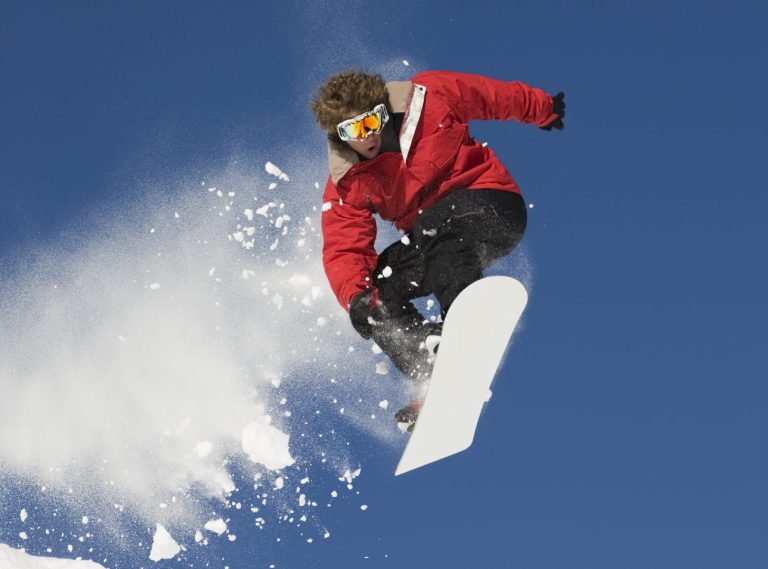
1, 1, 767, 568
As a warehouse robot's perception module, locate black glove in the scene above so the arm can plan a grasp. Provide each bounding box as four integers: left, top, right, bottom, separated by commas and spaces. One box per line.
540, 91, 566, 131
349, 289, 379, 339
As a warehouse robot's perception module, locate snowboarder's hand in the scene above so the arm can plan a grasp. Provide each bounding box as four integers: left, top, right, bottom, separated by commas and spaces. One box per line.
540, 91, 566, 131
349, 289, 379, 339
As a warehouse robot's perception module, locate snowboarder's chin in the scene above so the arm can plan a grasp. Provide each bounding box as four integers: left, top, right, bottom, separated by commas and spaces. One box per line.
364, 145, 379, 158
348, 135, 381, 159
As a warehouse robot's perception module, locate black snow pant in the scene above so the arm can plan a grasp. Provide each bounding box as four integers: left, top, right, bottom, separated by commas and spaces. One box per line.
366, 188, 527, 382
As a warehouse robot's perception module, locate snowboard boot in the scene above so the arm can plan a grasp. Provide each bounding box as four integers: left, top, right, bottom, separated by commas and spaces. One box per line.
403, 322, 442, 383
424, 331, 441, 366
395, 400, 423, 433
393, 331, 441, 433
369, 299, 442, 384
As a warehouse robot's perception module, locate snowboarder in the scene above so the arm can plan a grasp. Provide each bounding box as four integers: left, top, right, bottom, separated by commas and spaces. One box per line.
311, 70, 565, 428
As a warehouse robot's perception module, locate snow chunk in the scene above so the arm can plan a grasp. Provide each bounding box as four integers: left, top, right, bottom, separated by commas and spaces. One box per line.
360, 504, 368, 511
375, 362, 389, 375
148, 283, 161, 290
241, 419, 295, 470
403, 60, 410, 66
20, 509, 28, 522
378, 400, 389, 410
149, 524, 181, 561
194, 441, 213, 458
381, 266, 393, 278
321, 202, 332, 212
275, 477, 285, 490
265, 162, 290, 181
244, 208, 254, 221
400, 235, 411, 245
204, 518, 227, 535
341, 468, 361, 484
0, 544, 107, 568
288, 274, 312, 288
214, 470, 235, 495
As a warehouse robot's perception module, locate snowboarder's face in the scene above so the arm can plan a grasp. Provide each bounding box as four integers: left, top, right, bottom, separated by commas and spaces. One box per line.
346, 132, 383, 159
336, 104, 388, 160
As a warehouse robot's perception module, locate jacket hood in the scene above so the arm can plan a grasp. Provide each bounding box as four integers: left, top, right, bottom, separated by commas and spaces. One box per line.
327, 80, 418, 185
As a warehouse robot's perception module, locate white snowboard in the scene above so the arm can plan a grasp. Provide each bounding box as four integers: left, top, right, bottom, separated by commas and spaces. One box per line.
395, 276, 528, 476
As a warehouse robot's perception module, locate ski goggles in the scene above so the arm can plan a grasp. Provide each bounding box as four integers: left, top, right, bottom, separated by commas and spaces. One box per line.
336, 103, 389, 141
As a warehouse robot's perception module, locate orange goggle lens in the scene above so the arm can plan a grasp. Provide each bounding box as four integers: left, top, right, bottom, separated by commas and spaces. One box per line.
337, 104, 389, 141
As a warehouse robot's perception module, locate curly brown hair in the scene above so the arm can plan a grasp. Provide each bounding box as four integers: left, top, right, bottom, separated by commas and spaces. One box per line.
310, 70, 388, 135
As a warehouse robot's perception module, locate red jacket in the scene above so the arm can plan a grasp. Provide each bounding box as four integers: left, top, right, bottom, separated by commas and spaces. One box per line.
321, 70, 557, 310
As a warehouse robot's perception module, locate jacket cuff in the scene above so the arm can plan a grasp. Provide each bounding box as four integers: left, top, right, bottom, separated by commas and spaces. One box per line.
346, 285, 379, 313
538, 111, 560, 127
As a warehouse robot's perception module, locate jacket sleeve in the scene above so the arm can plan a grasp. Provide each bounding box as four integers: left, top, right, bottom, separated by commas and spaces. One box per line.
321, 177, 378, 310
413, 70, 558, 127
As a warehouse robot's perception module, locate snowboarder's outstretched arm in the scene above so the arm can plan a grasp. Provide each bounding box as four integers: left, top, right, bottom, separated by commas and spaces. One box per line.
321, 176, 378, 310
412, 70, 564, 129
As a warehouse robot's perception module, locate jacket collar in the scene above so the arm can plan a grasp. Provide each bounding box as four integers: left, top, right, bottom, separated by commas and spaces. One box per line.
327, 80, 425, 185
